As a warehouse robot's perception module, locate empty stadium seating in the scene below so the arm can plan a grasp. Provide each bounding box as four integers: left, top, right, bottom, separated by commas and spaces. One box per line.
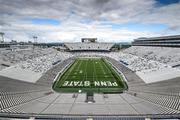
0, 48, 56, 71
123, 46, 180, 69
19, 51, 72, 73
0, 44, 180, 118
65, 43, 114, 51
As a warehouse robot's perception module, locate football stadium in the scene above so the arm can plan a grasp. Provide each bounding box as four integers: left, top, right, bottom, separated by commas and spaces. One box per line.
0, 36, 180, 119
0, 0, 180, 119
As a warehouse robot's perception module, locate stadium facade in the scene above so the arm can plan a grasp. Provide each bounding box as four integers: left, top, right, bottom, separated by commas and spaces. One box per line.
132, 35, 180, 47
0, 36, 180, 119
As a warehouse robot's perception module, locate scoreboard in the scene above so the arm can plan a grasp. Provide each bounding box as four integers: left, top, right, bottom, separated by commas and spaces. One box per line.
81, 38, 97, 43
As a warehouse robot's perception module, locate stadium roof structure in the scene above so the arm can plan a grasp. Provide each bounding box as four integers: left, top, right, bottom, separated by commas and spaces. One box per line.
134, 35, 180, 41
132, 35, 180, 47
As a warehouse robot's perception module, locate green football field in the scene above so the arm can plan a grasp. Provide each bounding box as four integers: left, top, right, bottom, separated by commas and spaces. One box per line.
53, 58, 128, 93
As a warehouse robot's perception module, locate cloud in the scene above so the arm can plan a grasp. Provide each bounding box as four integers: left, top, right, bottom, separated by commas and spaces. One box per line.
0, 0, 180, 42
141, 3, 180, 30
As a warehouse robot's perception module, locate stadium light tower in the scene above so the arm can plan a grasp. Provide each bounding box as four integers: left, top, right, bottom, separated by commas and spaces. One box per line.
33, 36, 38, 43
0, 32, 5, 43
32, 36, 38, 52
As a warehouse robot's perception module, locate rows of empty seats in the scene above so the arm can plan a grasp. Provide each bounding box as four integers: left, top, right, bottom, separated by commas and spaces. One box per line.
0, 45, 180, 116
107, 52, 168, 73
129, 77, 180, 96
36, 57, 75, 86
105, 55, 180, 114
127, 91, 180, 113
0, 75, 51, 112
123, 46, 180, 68
19, 51, 72, 73
73, 51, 110, 57
0, 90, 52, 111
0, 58, 75, 113
0, 76, 49, 94
0, 48, 57, 71
65, 43, 114, 51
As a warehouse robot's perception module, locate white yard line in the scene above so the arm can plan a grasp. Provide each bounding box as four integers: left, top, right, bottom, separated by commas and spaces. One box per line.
83, 59, 87, 81
101, 59, 116, 81
84, 59, 88, 81
98, 60, 106, 75
93, 59, 98, 81
63, 60, 80, 81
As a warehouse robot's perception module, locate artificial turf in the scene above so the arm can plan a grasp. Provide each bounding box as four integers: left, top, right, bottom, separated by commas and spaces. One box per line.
53, 58, 128, 93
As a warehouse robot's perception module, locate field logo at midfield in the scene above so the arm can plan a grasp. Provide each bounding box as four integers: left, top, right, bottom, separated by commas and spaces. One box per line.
62, 81, 118, 87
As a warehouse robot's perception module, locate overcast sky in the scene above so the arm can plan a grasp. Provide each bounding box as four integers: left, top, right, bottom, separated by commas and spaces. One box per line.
0, 0, 180, 43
